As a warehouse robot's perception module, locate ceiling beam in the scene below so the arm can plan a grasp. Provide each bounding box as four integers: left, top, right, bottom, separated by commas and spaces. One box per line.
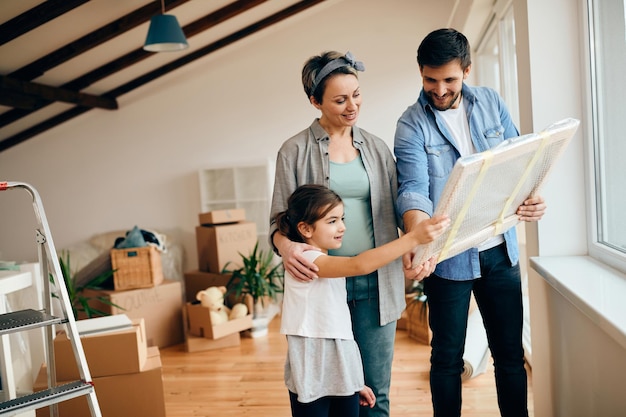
0, 0, 268, 129
0, 0, 326, 153
0, 75, 118, 110
0, 0, 90, 46
8, 0, 192, 81
0, 107, 92, 153
108, 0, 326, 98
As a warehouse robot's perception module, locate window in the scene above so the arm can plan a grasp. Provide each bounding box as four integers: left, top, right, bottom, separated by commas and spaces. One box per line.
587, 0, 626, 273
473, 2, 534, 362
474, 5, 519, 127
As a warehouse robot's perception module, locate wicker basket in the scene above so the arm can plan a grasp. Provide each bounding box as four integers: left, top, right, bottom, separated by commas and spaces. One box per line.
110, 246, 164, 290
406, 299, 431, 345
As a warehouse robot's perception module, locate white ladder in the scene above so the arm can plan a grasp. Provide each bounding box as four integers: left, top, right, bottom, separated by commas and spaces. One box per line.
0, 181, 101, 417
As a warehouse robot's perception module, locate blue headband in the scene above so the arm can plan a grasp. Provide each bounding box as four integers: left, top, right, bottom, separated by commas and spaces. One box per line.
311, 51, 365, 95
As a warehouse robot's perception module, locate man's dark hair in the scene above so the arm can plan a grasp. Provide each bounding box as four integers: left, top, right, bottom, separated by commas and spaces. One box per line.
417, 28, 471, 70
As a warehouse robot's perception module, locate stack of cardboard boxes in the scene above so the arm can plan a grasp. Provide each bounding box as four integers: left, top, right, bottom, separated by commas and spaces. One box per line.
183, 209, 257, 352
81, 245, 184, 349
34, 315, 165, 417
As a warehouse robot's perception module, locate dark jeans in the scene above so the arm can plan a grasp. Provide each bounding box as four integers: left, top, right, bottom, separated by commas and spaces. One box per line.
289, 390, 360, 417
423, 243, 528, 417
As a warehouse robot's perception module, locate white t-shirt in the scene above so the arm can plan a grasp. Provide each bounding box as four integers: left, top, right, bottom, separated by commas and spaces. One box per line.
437, 98, 504, 251
280, 250, 354, 340
436, 98, 476, 157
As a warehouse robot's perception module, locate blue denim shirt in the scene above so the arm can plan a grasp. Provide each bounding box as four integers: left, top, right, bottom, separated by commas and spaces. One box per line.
394, 84, 520, 280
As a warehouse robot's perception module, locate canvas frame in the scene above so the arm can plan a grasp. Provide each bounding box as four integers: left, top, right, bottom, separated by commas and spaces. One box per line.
411, 118, 580, 267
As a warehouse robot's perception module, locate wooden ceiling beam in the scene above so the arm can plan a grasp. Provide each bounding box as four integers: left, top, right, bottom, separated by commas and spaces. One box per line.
0, 75, 117, 110
0, 0, 268, 128
0, 107, 91, 153
0, 0, 90, 47
65, 0, 269, 92
0, 0, 326, 153
108, 0, 326, 98
8, 0, 191, 81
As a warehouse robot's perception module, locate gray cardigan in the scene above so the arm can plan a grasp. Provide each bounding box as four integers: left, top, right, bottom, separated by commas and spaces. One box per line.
269, 119, 405, 325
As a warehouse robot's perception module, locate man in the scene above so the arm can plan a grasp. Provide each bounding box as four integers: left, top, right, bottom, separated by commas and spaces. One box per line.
394, 28, 546, 417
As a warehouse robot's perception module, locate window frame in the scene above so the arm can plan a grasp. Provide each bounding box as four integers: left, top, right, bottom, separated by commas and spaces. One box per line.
584, 0, 626, 275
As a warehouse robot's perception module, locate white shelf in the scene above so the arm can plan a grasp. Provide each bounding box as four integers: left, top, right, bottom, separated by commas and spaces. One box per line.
198, 160, 274, 253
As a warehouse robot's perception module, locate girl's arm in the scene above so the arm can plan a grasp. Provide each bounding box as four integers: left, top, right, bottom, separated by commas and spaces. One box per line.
314, 215, 449, 278
359, 386, 376, 408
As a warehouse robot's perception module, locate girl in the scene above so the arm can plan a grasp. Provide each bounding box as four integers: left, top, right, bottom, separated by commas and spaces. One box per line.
275, 184, 449, 417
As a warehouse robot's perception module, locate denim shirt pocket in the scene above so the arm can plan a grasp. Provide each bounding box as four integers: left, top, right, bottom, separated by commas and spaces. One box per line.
483, 125, 505, 148
425, 143, 455, 178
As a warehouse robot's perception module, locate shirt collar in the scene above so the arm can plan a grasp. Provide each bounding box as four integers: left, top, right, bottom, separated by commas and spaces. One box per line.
310, 119, 364, 145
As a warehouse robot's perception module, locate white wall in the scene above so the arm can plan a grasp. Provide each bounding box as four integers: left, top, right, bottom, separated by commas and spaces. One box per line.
514, 0, 587, 258
0, 0, 454, 270
514, 0, 626, 415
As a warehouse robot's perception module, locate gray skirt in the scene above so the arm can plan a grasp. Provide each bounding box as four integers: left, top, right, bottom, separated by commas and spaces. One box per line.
284, 335, 365, 403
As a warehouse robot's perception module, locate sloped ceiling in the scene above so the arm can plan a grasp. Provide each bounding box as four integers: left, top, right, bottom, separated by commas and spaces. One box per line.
0, 0, 326, 153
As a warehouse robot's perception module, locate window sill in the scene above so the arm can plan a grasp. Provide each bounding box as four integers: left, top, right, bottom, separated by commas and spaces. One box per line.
529, 255, 626, 350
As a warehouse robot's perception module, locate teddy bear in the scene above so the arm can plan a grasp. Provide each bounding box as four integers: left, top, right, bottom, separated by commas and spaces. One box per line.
196, 286, 248, 324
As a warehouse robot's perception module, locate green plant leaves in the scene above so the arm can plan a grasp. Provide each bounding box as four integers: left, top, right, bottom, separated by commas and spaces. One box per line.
222, 241, 284, 307
50, 250, 122, 320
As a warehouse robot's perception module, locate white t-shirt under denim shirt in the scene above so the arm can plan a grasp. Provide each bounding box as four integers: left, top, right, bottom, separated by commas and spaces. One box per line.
437, 99, 504, 252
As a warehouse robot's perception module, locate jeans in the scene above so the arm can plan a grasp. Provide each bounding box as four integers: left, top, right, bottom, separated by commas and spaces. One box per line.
348, 295, 396, 417
423, 243, 528, 417
289, 390, 360, 417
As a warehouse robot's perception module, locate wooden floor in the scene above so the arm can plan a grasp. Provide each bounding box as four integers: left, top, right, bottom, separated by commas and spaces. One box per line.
160, 317, 534, 417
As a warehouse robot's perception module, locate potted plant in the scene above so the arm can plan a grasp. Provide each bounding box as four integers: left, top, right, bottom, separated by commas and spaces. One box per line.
51, 251, 123, 320
223, 242, 284, 336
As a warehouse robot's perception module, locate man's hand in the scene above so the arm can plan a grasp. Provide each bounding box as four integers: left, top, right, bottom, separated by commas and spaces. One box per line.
274, 233, 318, 281
403, 252, 437, 282
402, 210, 438, 281
517, 195, 547, 222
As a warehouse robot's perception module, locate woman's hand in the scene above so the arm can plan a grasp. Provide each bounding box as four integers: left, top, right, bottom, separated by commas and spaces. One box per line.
275, 233, 318, 281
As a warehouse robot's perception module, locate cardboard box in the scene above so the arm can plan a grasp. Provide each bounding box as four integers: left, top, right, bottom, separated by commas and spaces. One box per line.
182, 303, 242, 352
183, 270, 231, 303
185, 302, 252, 339
185, 331, 241, 353
83, 280, 184, 348
198, 208, 246, 225
54, 317, 147, 380
35, 347, 164, 417
195, 222, 257, 273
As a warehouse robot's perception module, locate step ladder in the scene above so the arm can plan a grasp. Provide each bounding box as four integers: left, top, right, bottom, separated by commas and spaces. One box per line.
0, 181, 102, 417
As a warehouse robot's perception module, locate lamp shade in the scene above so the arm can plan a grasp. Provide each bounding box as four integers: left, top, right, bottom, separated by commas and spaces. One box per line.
143, 14, 188, 52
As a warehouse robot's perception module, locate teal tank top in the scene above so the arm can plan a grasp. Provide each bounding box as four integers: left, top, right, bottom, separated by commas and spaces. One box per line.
328, 156, 374, 256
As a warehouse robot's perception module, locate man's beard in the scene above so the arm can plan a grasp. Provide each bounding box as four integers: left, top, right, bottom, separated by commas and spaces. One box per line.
427, 90, 461, 111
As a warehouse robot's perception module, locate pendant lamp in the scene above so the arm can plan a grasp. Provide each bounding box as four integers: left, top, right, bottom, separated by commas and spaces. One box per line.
143, 0, 189, 52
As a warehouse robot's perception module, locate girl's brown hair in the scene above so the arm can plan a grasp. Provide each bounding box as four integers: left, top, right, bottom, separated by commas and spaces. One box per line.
274, 184, 342, 243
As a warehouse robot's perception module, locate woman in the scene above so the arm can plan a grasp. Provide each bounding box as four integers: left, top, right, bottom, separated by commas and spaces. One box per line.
269, 51, 404, 417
